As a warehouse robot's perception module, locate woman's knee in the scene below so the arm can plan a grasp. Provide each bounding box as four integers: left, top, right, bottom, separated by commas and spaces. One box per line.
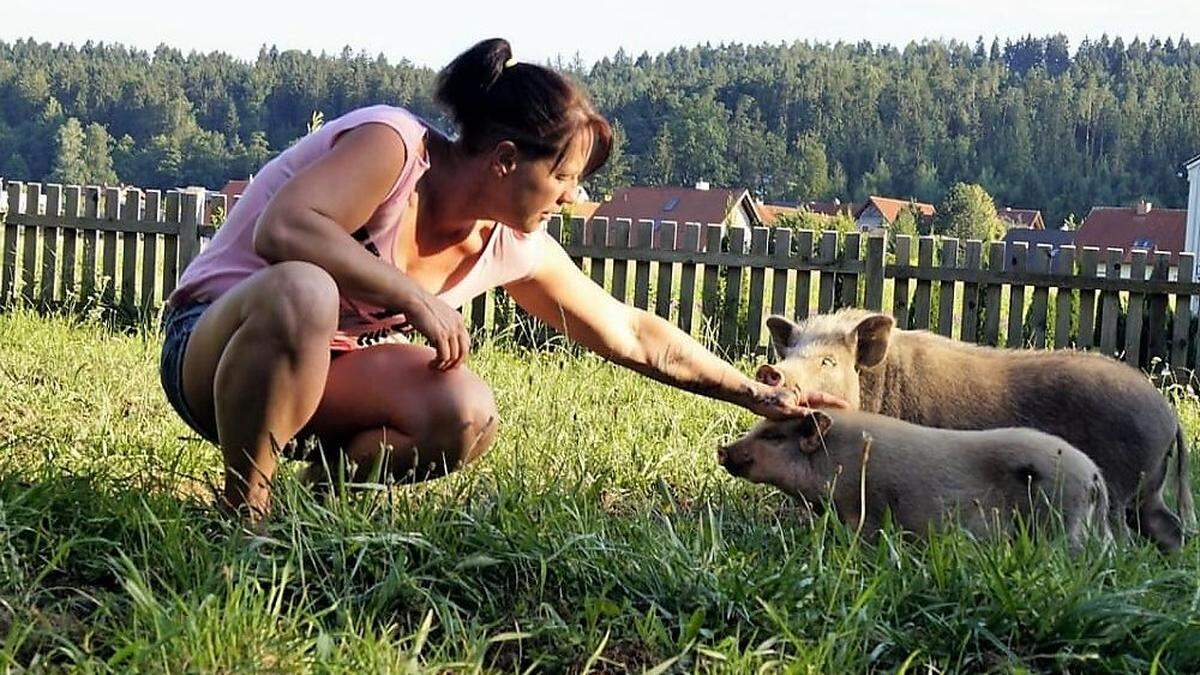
427, 369, 500, 463
248, 261, 340, 338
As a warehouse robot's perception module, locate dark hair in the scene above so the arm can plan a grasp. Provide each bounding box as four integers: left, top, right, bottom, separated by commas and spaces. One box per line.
435, 38, 612, 177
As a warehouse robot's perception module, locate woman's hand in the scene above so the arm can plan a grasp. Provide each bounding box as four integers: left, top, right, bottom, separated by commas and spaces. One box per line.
399, 285, 471, 370
747, 382, 851, 420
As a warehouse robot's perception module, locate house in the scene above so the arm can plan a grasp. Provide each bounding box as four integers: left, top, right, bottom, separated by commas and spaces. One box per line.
592, 183, 763, 249
1183, 153, 1200, 271
853, 196, 936, 234
219, 178, 251, 209
565, 200, 601, 222
1002, 227, 1075, 257
998, 207, 1045, 230
1074, 200, 1188, 278
802, 199, 858, 217
757, 202, 803, 226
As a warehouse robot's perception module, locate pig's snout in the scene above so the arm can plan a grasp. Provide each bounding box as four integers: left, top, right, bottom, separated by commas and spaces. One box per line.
718, 443, 754, 476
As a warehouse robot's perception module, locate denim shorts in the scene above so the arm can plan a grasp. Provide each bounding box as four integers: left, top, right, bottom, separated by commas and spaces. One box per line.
159, 301, 220, 444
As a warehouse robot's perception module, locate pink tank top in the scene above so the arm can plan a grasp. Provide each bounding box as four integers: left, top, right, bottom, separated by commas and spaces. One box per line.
169, 105, 547, 351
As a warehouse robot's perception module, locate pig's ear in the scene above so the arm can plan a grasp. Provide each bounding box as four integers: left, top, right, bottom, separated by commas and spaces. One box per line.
852, 314, 894, 368
766, 315, 800, 355
798, 411, 834, 452
755, 364, 783, 386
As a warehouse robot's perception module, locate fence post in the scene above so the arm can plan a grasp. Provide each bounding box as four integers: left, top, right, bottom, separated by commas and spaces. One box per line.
960, 240, 983, 343
937, 237, 959, 337
1172, 253, 1194, 374
892, 235, 912, 328
2, 181, 23, 303
21, 183, 41, 304
40, 184, 62, 307
1124, 250, 1148, 366
1076, 247, 1100, 349
863, 235, 885, 311
178, 191, 203, 274
1052, 245, 1076, 349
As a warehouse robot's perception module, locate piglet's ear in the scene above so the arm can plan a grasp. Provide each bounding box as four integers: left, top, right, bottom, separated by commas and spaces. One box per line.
755, 364, 783, 386
766, 315, 800, 356
798, 411, 834, 453
852, 314, 894, 369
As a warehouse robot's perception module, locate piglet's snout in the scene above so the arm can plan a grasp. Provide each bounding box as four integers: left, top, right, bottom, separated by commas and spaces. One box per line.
718, 443, 754, 476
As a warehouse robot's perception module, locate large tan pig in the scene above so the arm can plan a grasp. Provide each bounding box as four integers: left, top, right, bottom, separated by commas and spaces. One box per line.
719, 410, 1112, 549
758, 309, 1193, 552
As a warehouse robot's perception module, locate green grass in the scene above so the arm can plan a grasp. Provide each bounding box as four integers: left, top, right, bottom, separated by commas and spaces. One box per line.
3, 307, 1200, 672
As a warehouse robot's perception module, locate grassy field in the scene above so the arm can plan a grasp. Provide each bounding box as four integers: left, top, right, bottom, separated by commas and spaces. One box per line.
2, 308, 1200, 672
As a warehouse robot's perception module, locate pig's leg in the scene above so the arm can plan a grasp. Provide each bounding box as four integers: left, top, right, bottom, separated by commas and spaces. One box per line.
1128, 460, 1183, 553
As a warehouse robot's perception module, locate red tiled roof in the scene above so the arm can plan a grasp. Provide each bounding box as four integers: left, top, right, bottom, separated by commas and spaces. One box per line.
758, 203, 802, 225
1074, 206, 1188, 264
593, 186, 758, 227
220, 178, 251, 205
855, 196, 936, 223
998, 207, 1045, 230
567, 201, 600, 221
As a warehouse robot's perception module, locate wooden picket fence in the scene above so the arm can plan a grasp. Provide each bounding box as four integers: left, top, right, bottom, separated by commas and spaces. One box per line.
4, 178, 1200, 375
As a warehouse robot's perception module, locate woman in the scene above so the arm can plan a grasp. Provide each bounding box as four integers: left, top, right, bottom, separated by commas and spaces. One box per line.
159, 38, 843, 518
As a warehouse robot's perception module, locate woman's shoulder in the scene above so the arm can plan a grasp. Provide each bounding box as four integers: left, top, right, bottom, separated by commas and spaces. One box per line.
325, 105, 428, 147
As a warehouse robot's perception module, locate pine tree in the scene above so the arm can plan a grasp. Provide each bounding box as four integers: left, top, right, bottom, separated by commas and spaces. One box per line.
51, 117, 87, 184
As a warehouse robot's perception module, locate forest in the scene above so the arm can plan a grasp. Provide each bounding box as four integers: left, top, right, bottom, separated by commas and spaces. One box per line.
2, 34, 1198, 227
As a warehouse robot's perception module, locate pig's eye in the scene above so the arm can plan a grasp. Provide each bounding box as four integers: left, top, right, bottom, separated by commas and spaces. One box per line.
821, 356, 838, 368
759, 429, 787, 442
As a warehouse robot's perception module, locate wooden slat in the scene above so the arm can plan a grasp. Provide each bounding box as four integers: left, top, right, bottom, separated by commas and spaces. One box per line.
816, 231, 838, 314
721, 227, 748, 351
40, 184, 63, 306
769, 227, 792, 322
177, 191, 203, 273
654, 222, 678, 319
1027, 244, 1052, 348
892, 235, 912, 328
1099, 249, 1123, 356
0, 182, 17, 302
546, 216, 563, 244
21, 183, 42, 303
81, 187, 101, 300
161, 191, 180, 300
982, 242, 1005, 346
1076, 247, 1100, 349
677, 223, 702, 335
911, 236, 935, 330
60, 186, 80, 300
936, 237, 959, 337
1146, 252, 1171, 367
700, 224, 723, 336
1123, 251, 1148, 367
631, 220, 654, 310
101, 187, 120, 305
745, 226, 770, 353
838, 232, 861, 310
792, 230, 814, 321
863, 235, 885, 311
1052, 246, 1076, 349
120, 188, 142, 309
959, 240, 983, 343
564, 216, 583, 268
610, 219, 632, 303
140, 190, 161, 311
1005, 242, 1029, 348
1172, 253, 1194, 372
588, 216, 609, 288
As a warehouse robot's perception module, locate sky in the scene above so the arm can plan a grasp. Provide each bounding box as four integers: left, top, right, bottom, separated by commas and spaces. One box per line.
3, 0, 1199, 69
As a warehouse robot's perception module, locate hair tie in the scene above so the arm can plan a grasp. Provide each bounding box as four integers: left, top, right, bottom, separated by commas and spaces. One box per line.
504, 57, 518, 69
